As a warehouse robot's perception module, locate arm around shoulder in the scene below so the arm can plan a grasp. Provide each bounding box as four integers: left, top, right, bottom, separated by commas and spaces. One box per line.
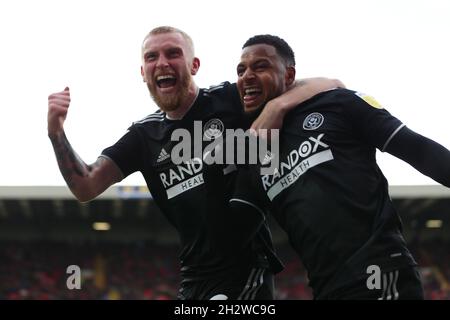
251, 77, 345, 133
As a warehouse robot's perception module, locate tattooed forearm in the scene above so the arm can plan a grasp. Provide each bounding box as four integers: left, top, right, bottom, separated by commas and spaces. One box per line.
49, 131, 90, 189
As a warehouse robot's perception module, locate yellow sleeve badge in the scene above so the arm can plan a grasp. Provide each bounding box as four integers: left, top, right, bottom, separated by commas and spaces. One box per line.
354, 91, 383, 109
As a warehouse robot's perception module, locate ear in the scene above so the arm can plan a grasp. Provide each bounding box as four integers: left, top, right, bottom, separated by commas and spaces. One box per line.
140, 66, 146, 82
285, 66, 296, 87
191, 57, 200, 75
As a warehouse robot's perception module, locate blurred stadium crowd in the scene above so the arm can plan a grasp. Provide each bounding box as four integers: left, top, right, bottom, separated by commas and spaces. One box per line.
0, 187, 448, 300
1, 239, 448, 300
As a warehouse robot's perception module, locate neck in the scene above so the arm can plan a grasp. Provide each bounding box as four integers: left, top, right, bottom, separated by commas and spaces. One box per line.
166, 84, 199, 120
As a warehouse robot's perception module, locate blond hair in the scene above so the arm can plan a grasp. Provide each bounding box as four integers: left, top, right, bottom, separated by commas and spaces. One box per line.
142, 26, 195, 57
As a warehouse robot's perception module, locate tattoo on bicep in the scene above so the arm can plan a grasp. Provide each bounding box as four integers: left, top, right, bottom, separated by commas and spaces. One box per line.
49, 132, 89, 188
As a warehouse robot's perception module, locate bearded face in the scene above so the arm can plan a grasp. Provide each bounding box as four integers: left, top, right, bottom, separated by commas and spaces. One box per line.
141, 32, 197, 113
146, 64, 192, 112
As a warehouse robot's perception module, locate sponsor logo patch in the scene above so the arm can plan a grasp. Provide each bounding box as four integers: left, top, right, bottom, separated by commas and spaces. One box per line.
355, 92, 383, 109
261, 133, 333, 200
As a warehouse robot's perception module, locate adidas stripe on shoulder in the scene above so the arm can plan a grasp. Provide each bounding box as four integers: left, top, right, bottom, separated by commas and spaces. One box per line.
134, 110, 166, 124
204, 82, 227, 93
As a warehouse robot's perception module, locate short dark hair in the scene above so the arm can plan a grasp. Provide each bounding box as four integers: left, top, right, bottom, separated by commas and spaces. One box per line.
242, 34, 295, 67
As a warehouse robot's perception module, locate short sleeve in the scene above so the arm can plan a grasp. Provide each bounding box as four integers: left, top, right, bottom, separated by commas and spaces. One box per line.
101, 126, 142, 178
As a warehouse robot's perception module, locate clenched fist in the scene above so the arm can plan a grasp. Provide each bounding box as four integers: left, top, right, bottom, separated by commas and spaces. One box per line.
48, 87, 71, 136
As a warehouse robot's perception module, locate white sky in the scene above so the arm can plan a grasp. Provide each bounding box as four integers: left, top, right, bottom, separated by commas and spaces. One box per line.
0, 0, 449, 186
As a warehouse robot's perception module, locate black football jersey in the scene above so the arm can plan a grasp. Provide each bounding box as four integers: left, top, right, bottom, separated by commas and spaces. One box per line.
102, 82, 282, 281
251, 88, 417, 298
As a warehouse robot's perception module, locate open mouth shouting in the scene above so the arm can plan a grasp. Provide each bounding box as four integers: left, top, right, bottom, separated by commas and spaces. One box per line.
241, 86, 263, 110
156, 74, 177, 92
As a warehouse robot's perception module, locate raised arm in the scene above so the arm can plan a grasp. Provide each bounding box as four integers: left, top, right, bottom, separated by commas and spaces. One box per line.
48, 87, 123, 202
250, 77, 344, 135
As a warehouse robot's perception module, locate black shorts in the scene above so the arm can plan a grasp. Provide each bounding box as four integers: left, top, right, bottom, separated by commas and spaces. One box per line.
178, 267, 274, 300
321, 266, 424, 300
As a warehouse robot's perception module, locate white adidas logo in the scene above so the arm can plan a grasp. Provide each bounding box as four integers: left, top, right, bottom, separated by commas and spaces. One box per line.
157, 148, 170, 162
